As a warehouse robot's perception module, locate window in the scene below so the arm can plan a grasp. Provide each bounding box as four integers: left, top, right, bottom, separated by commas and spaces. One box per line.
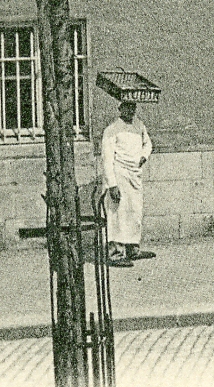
0, 20, 90, 144
0, 25, 43, 144
70, 20, 90, 140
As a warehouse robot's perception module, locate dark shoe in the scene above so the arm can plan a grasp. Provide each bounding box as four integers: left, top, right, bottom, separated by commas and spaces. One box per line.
108, 241, 126, 257
131, 250, 156, 260
126, 244, 156, 260
107, 257, 134, 267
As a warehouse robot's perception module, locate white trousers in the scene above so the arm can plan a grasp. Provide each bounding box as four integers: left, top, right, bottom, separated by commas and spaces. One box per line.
106, 162, 143, 245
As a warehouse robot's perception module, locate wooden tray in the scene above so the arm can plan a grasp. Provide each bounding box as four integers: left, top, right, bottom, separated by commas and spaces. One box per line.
96, 71, 161, 103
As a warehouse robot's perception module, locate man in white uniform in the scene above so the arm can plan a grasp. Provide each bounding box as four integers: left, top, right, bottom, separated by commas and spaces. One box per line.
102, 101, 154, 267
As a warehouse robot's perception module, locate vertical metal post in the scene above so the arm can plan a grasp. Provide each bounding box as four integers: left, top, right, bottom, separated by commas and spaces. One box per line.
30, 30, 36, 139
90, 312, 101, 387
34, 29, 43, 131
74, 27, 80, 137
1, 32, 6, 141
91, 187, 116, 387
15, 31, 21, 142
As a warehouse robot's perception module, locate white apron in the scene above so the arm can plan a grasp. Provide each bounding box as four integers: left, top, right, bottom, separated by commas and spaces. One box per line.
106, 162, 143, 244
102, 117, 152, 245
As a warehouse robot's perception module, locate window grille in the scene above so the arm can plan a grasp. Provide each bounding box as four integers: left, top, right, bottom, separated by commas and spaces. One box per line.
0, 20, 90, 144
0, 26, 43, 144
70, 20, 90, 140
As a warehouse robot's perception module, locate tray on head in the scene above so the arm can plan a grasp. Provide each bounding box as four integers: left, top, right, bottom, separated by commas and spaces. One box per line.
96, 71, 161, 103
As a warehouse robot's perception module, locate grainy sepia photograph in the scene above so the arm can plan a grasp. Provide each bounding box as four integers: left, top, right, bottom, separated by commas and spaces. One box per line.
0, 1, 213, 387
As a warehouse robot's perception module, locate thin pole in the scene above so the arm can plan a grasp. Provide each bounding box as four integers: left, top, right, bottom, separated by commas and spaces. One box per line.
74, 27, 80, 137
30, 31, 36, 138
1, 33, 6, 141
16, 32, 21, 142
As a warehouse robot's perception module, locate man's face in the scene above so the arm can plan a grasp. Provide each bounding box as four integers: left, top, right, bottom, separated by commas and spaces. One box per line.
119, 103, 137, 123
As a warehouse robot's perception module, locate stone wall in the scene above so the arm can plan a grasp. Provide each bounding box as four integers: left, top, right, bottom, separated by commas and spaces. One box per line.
97, 150, 214, 243
0, 144, 46, 249
0, 143, 96, 249
0, 145, 213, 248
142, 151, 214, 242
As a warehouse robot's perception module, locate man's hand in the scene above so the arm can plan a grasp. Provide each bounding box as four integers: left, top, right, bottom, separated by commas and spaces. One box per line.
139, 156, 147, 167
109, 186, 121, 203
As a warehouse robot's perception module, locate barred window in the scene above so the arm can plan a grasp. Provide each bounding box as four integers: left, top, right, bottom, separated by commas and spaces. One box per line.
0, 20, 90, 144
70, 20, 90, 140
0, 26, 43, 144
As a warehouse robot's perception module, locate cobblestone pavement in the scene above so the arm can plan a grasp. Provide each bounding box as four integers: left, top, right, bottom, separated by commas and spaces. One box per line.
0, 325, 214, 387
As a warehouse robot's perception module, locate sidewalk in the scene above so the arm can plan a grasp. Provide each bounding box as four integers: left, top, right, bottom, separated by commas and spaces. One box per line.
0, 237, 214, 330
0, 238, 214, 387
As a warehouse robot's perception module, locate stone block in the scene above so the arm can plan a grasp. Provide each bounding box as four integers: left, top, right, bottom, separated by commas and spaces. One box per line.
14, 186, 46, 220
142, 215, 180, 242
8, 158, 46, 186
96, 156, 103, 178
0, 143, 45, 160
150, 152, 202, 181
75, 165, 96, 186
0, 160, 10, 185
143, 180, 194, 216
201, 151, 214, 179
142, 159, 151, 182
0, 222, 5, 249
74, 141, 94, 157
191, 179, 214, 214
5, 219, 20, 246
78, 181, 96, 215
180, 213, 214, 239
0, 187, 15, 219
75, 151, 95, 168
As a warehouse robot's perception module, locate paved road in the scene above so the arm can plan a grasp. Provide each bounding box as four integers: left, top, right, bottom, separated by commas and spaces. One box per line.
0, 325, 214, 387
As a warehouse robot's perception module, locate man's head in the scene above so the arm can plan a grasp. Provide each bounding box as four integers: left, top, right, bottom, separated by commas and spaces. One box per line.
118, 101, 137, 123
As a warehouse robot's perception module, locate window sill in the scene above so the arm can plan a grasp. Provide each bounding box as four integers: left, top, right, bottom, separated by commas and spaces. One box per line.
0, 143, 46, 160
0, 137, 93, 160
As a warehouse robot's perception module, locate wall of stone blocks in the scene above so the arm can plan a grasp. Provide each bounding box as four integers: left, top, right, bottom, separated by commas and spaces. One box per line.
96, 150, 214, 243
0, 144, 46, 249
0, 142, 96, 249
0, 144, 213, 248
142, 151, 214, 242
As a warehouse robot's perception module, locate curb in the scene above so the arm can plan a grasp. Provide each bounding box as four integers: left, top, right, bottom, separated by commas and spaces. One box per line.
1, 311, 214, 341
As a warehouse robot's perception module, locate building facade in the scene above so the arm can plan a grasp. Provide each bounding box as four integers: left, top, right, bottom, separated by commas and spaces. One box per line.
0, 0, 213, 247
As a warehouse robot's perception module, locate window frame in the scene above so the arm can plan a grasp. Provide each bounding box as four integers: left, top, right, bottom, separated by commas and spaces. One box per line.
0, 22, 43, 145
71, 18, 91, 141
0, 18, 91, 145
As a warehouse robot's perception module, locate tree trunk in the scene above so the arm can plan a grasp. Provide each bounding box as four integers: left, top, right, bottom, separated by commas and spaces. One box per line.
36, 1, 88, 386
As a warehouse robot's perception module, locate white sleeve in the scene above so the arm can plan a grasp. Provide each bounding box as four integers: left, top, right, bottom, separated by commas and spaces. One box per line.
101, 129, 117, 188
142, 126, 152, 160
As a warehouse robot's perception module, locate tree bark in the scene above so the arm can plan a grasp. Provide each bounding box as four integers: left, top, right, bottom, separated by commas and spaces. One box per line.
36, 1, 88, 386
